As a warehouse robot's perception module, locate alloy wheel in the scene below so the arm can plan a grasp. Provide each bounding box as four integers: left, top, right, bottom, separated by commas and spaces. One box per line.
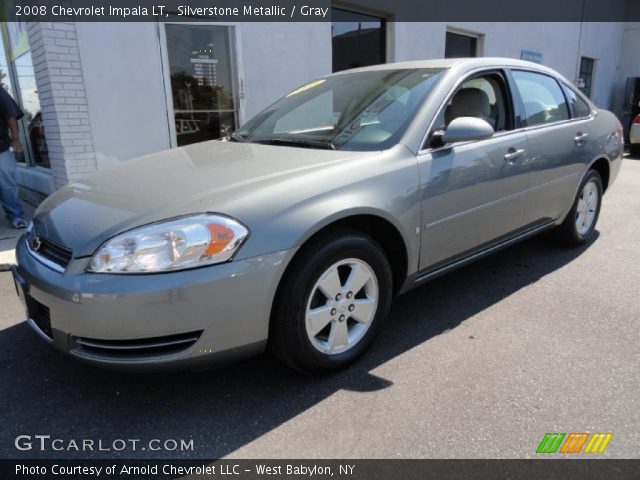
575, 180, 599, 236
305, 258, 379, 355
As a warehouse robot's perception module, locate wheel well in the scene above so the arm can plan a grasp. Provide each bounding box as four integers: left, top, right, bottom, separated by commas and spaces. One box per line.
591, 158, 610, 192
298, 215, 409, 295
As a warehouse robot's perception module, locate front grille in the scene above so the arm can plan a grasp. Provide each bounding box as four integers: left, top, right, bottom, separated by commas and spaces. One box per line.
72, 331, 203, 361
37, 237, 73, 270
26, 294, 52, 339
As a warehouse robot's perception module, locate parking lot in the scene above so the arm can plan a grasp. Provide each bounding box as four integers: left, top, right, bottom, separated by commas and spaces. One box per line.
0, 158, 639, 460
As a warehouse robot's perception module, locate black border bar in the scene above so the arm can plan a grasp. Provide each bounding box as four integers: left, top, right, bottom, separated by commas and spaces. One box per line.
3, 459, 640, 480
1, 0, 638, 22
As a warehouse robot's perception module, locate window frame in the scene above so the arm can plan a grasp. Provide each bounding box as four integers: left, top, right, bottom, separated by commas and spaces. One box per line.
330, 6, 388, 74
578, 56, 595, 99
444, 30, 480, 59
159, 21, 243, 149
419, 68, 516, 152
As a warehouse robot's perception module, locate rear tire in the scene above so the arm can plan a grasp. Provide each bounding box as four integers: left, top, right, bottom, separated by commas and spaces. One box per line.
554, 169, 603, 246
269, 230, 393, 374
630, 144, 640, 156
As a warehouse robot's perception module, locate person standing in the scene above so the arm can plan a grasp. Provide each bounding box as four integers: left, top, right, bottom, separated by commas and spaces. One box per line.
0, 86, 27, 229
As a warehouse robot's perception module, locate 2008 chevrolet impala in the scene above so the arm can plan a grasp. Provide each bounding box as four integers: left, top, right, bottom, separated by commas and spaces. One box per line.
12, 58, 623, 373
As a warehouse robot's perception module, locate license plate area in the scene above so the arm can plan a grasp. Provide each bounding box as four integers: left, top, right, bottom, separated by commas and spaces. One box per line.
11, 266, 27, 307
11, 266, 53, 341
26, 295, 53, 339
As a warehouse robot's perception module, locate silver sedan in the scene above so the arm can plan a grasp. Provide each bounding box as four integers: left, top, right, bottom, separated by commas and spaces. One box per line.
12, 58, 624, 373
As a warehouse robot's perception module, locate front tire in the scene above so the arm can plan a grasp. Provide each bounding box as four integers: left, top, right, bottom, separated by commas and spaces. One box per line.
554, 169, 603, 246
269, 230, 393, 374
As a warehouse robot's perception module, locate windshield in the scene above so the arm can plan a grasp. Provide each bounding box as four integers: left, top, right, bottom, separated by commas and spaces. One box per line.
233, 68, 445, 151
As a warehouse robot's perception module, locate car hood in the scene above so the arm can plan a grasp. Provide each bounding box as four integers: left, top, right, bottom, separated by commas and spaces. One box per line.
32, 140, 369, 258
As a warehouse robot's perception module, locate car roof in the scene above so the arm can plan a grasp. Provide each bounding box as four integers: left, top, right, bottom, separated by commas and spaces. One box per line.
334, 57, 568, 82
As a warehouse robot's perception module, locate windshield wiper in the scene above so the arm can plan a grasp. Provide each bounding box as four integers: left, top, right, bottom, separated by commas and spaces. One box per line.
252, 138, 335, 150
228, 132, 246, 143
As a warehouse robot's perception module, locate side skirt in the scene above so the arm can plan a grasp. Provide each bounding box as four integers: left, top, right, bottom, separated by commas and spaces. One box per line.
400, 219, 557, 294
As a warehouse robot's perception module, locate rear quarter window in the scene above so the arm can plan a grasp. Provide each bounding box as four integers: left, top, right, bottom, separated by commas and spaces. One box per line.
563, 84, 592, 118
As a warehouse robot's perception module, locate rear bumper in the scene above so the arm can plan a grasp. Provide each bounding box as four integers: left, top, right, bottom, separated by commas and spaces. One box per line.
610, 148, 623, 188
13, 236, 295, 370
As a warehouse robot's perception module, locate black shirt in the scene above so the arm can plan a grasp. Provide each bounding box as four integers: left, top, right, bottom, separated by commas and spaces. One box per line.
0, 87, 24, 153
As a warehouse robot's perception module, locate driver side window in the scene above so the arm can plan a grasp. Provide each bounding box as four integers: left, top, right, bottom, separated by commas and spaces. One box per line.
427, 72, 512, 148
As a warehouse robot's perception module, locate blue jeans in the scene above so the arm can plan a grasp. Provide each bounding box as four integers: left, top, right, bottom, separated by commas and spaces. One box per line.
0, 149, 25, 220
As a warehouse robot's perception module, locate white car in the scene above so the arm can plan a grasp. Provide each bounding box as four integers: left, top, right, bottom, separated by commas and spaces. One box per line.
630, 114, 640, 155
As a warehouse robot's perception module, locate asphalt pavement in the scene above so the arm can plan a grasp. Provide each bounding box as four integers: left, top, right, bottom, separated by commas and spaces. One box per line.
0, 158, 638, 460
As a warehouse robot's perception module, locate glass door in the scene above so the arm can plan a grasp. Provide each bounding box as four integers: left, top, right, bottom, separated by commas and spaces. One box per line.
165, 24, 239, 147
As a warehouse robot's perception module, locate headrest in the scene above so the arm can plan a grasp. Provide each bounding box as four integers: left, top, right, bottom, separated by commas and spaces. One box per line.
449, 88, 491, 118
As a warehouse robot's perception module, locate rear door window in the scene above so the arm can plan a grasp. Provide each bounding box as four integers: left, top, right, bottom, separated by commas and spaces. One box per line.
512, 70, 569, 127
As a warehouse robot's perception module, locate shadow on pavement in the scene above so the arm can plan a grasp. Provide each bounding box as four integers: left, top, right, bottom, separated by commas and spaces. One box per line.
0, 231, 598, 459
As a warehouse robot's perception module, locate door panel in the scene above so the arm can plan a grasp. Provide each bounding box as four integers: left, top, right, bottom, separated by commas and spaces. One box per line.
509, 70, 593, 225
418, 132, 529, 270
521, 121, 592, 224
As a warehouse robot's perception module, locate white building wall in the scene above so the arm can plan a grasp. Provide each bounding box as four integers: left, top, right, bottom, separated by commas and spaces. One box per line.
392, 22, 625, 110
238, 22, 331, 121
75, 22, 170, 170
579, 22, 626, 110
619, 22, 640, 79
615, 22, 640, 114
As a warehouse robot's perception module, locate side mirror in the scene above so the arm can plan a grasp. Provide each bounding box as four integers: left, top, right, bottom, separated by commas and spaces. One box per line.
433, 116, 494, 146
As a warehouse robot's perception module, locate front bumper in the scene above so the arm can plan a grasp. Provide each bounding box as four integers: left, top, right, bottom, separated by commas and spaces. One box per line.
13, 236, 295, 370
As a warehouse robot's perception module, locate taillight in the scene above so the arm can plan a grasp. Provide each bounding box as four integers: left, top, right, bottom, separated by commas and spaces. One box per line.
633, 115, 640, 124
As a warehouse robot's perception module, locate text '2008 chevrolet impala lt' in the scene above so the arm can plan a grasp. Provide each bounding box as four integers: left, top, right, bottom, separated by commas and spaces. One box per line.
12, 58, 623, 373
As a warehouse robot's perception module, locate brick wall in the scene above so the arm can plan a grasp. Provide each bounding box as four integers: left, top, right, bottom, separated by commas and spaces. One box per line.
27, 21, 97, 189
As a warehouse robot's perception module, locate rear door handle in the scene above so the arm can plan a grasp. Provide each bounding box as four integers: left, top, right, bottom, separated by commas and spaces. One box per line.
504, 148, 526, 163
574, 132, 589, 144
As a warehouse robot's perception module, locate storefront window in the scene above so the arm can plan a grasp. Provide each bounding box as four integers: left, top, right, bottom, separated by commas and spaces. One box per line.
165, 24, 238, 147
0, 32, 13, 95
0, 22, 49, 167
15, 50, 48, 167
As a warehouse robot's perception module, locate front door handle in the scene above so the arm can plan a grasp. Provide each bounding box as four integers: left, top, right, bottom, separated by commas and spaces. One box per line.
574, 132, 589, 144
504, 148, 526, 163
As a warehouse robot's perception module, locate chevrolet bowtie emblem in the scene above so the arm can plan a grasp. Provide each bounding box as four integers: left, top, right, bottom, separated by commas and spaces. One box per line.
29, 235, 42, 252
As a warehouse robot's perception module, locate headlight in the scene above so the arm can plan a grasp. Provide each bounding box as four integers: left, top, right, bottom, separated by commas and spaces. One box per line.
88, 214, 249, 273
